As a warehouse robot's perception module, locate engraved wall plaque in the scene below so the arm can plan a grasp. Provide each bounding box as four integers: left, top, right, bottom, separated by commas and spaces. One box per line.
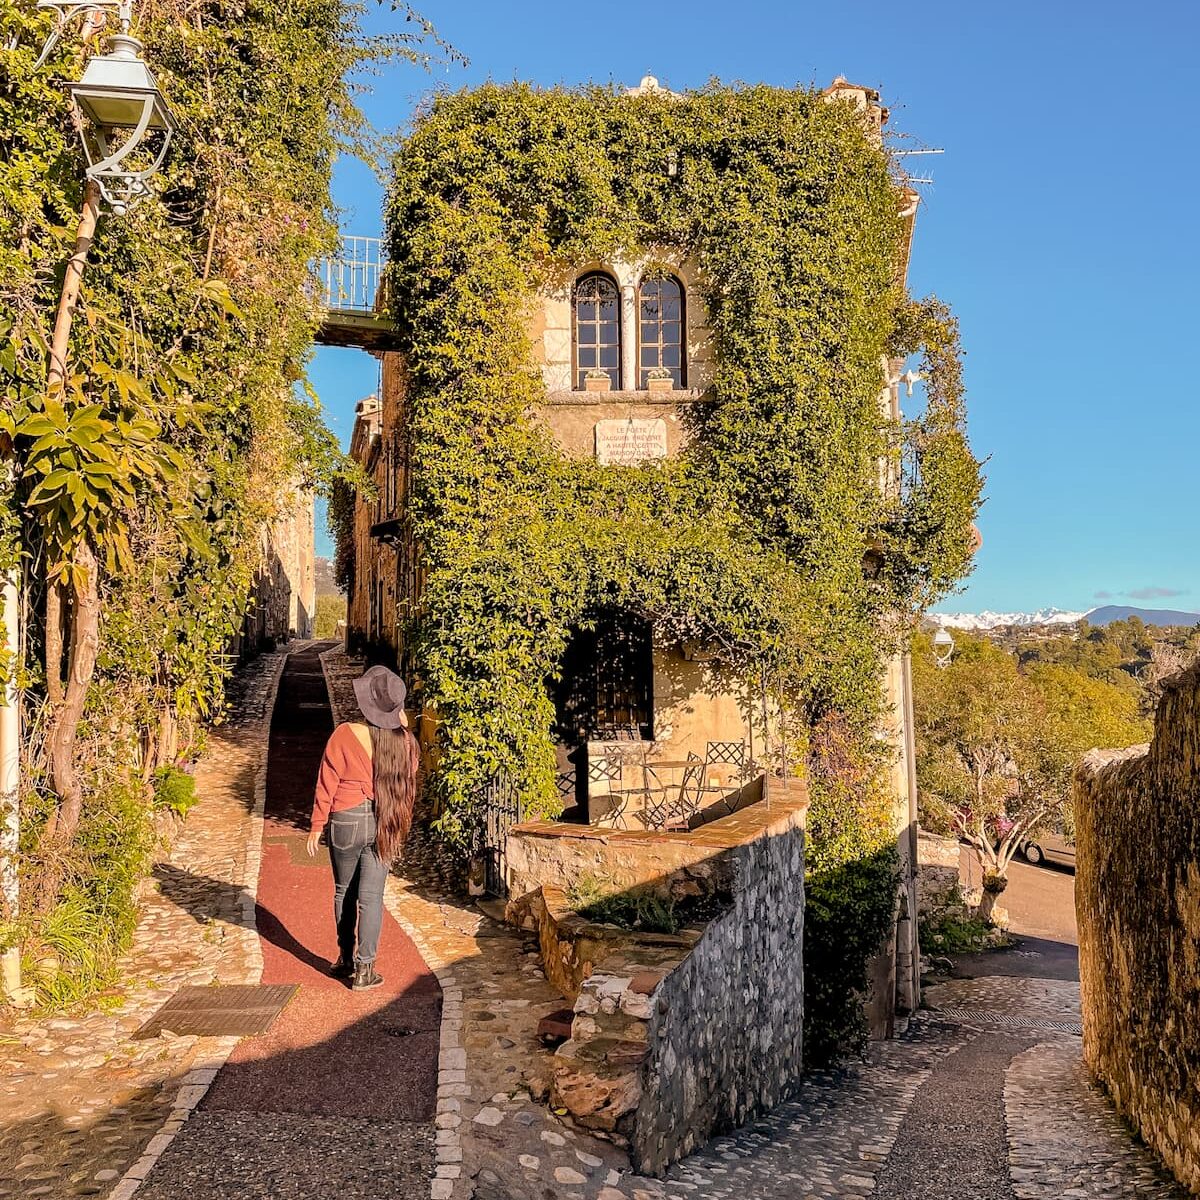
594, 418, 669, 466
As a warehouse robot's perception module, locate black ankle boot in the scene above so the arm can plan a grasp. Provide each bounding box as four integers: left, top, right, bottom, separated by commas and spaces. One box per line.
352, 961, 384, 990
331, 956, 354, 980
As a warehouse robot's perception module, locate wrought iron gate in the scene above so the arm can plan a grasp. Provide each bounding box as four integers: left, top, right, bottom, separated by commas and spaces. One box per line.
479, 770, 522, 897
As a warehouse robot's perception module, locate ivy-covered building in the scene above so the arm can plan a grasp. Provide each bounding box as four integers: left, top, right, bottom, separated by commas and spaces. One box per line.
338, 74, 980, 1038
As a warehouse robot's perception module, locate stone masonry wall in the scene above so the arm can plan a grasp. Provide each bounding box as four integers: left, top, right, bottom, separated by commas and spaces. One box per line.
633, 785, 807, 1175
1074, 662, 1200, 1193
506, 821, 737, 904
916, 830, 965, 921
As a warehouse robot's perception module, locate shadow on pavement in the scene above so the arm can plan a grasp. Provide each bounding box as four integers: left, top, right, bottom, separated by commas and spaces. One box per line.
950, 934, 1079, 981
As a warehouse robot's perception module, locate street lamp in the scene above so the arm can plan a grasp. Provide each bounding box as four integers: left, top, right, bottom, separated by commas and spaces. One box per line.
932, 626, 955, 668
1, 0, 175, 1007
68, 28, 176, 215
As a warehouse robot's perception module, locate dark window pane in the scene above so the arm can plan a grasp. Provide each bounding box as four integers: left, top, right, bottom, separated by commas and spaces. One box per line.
662, 299, 680, 321
575, 273, 621, 390
662, 321, 681, 345
641, 347, 658, 367
662, 346, 680, 368
670, 367, 683, 387
659, 279, 680, 300
641, 322, 658, 342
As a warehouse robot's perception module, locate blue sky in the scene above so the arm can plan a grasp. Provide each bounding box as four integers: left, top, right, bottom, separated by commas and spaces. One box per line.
309, 0, 1199, 615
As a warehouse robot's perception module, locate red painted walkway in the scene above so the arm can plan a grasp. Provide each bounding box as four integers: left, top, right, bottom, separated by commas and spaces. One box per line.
203, 644, 440, 1122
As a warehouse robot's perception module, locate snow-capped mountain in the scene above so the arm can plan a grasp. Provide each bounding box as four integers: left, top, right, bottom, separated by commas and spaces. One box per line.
929, 608, 1086, 632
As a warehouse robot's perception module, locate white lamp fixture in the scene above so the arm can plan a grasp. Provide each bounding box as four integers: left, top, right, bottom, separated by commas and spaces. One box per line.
932, 626, 955, 668
67, 29, 176, 214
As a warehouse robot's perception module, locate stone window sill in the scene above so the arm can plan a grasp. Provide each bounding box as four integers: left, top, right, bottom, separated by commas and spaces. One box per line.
542, 387, 708, 407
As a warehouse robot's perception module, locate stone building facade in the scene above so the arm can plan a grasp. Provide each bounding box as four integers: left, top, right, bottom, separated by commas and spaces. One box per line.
235, 484, 316, 655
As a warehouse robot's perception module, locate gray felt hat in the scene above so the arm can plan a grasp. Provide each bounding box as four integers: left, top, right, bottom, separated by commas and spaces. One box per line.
352, 665, 408, 730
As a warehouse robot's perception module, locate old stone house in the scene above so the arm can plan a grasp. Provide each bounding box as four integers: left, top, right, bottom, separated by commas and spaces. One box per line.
338, 75, 953, 1031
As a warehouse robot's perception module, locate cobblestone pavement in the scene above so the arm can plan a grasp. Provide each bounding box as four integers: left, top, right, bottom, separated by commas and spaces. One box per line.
0, 650, 284, 1200
923, 974, 1083, 1031
1006, 1039, 1184, 1198
322, 646, 1186, 1200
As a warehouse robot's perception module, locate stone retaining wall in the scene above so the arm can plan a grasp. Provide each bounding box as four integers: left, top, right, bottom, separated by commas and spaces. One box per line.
1074, 663, 1199, 1194
633, 786, 807, 1174
509, 779, 809, 1177
916, 830, 966, 920
507, 883, 698, 1002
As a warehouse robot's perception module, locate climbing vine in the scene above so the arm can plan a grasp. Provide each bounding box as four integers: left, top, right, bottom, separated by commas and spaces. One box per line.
0, 0, 450, 1002
384, 82, 982, 834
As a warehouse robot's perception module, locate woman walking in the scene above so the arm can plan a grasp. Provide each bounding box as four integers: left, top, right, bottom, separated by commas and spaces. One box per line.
306, 665, 420, 990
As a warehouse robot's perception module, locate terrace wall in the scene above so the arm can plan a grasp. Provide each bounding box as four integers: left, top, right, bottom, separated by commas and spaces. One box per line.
1074, 663, 1200, 1193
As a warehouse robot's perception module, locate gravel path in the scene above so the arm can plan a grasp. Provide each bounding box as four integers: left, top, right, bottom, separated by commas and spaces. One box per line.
873, 1031, 1035, 1200
658, 1021, 965, 1199
134, 1111, 435, 1199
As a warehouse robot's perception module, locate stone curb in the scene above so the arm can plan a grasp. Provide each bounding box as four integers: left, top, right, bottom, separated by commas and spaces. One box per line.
106, 647, 288, 1200
319, 645, 464, 1200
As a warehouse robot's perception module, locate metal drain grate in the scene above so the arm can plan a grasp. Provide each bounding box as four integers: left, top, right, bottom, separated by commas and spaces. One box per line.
134, 984, 299, 1039
930, 1005, 1082, 1036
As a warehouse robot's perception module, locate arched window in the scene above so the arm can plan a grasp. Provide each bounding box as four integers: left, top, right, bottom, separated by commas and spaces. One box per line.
638, 276, 685, 389
573, 273, 621, 390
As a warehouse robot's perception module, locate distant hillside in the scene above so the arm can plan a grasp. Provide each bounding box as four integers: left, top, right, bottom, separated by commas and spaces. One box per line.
932, 604, 1200, 631
314, 556, 341, 598
1085, 605, 1200, 627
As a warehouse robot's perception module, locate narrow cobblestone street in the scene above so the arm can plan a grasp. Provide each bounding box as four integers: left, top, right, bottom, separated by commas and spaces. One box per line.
0, 647, 1189, 1200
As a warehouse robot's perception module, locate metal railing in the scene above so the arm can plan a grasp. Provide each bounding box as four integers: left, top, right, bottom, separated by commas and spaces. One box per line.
314, 235, 388, 314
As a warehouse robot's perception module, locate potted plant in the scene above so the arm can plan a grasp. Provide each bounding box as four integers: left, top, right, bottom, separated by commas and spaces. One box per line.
584, 367, 612, 393
646, 366, 673, 394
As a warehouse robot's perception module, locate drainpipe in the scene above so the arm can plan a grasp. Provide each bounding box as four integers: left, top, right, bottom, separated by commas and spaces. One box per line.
0, 470, 28, 1006
900, 649, 921, 1013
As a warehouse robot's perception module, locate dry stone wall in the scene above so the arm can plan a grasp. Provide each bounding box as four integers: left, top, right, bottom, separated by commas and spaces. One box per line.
508, 781, 809, 1177
632, 798, 807, 1175
1074, 663, 1200, 1193
916, 830, 966, 921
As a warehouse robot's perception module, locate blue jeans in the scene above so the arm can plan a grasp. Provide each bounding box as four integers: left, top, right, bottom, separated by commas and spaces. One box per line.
327, 802, 387, 965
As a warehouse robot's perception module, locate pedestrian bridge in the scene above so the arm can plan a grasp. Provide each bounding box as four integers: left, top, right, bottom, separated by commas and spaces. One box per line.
313, 235, 398, 351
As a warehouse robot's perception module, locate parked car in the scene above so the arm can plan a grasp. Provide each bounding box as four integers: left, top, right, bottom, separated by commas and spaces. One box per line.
1020, 829, 1076, 869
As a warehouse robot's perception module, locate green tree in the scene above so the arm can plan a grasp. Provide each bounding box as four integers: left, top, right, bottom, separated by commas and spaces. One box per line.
914, 630, 1150, 922
0, 0, 456, 999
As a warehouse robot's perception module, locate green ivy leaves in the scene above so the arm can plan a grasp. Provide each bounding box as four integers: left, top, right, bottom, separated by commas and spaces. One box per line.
379, 82, 984, 842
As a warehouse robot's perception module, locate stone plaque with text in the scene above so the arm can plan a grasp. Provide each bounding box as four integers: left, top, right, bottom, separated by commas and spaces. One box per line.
594, 418, 668, 466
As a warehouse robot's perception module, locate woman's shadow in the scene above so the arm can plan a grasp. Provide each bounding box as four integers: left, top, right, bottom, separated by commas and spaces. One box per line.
152, 861, 332, 976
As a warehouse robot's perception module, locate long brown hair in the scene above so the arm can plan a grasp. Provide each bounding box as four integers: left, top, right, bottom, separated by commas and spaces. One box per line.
369, 724, 420, 862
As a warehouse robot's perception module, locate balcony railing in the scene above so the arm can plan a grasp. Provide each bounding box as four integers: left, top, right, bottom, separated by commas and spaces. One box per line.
313, 236, 396, 349
314, 235, 389, 315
